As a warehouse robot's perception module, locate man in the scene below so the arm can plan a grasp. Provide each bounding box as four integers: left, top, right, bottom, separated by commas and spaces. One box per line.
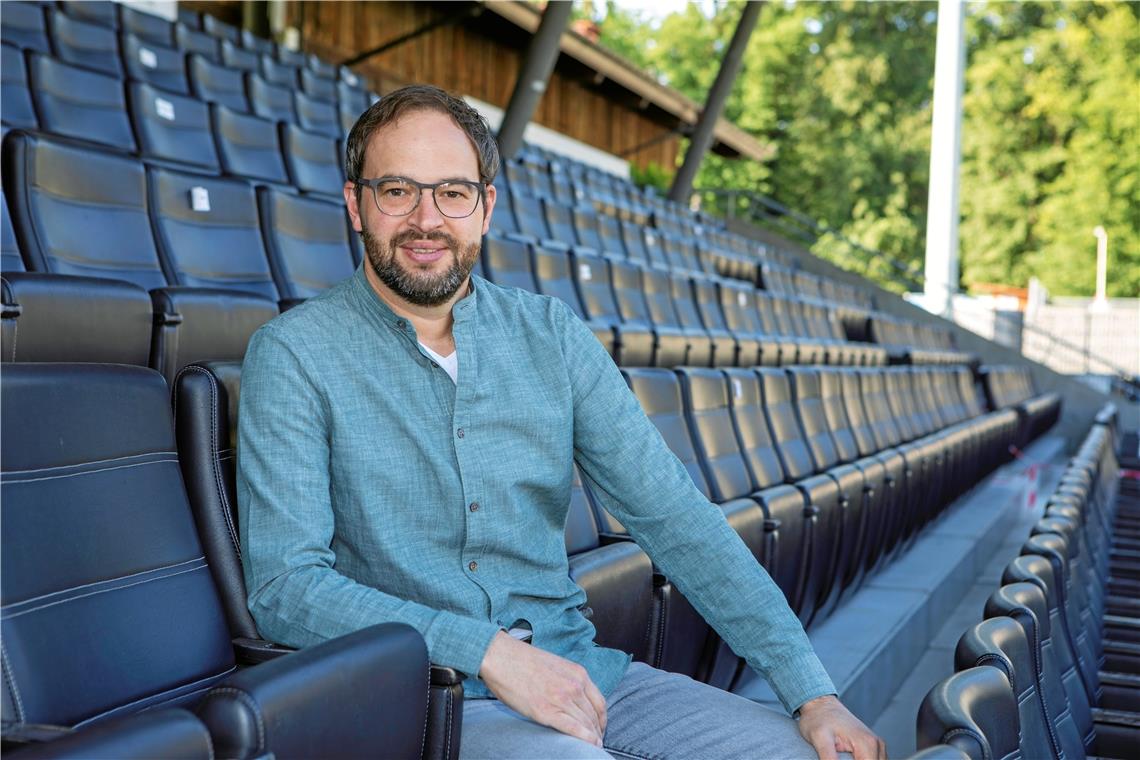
238, 84, 885, 759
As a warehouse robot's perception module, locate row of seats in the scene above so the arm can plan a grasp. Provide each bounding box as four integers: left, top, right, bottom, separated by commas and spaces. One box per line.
2, 0, 370, 136
868, 312, 972, 366
981, 364, 1063, 447
0, 363, 444, 759
915, 411, 1140, 758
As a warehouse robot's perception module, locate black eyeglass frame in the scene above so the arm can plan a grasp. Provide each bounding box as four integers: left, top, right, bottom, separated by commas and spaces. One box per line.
353, 176, 487, 219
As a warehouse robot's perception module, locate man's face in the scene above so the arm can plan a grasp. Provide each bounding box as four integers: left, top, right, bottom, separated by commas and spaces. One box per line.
344, 108, 496, 307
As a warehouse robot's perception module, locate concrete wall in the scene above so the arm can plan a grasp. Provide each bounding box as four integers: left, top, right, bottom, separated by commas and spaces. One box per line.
727, 220, 1140, 451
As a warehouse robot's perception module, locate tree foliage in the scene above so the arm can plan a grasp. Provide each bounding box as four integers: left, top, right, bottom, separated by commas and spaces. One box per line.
583, 0, 1138, 297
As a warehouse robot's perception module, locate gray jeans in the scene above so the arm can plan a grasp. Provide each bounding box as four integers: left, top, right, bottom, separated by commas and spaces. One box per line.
460, 662, 837, 759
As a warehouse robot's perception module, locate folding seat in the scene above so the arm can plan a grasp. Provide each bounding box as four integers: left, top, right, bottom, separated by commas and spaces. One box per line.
58, 1, 120, 30
246, 72, 296, 123
717, 281, 781, 367
609, 258, 688, 367
481, 234, 538, 293
753, 293, 803, 366
121, 32, 189, 94
27, 53, 135, 153
129, 82, 220, 171
120, 6, 174, 47
257, 188, 356, 302
915, 666, 1020, 759
530, 243, 615, 358
210, 104, 290, 184
502, 161, 533, 198
541, 197, 578, 247
277, 45, 306, 68
596, 212, 625, 257
259, 52, 300, 88
953, 617, 1058, 759
671, 273, 734, 367
2, 185, 24, 273
239, 28, 275, 56
202, 14, 240, 44
188, 52, 248, 112
295, 90, 342, 138
217, 37, 259, 74
337, 81, 373, 131
174, 22, 219, 62
564, 471, 656, 666
511, 191, 552, 243
1, 364, 431, 759
548, 163, 578, 207
148, 167, 279, 302
487, 174, 519, 236
572, 205, 605, 251
281, 123, 343, 197
571, 249, 653, 366
45, 9, 121, 76
9, 708, 213, 759
1, 43, 38, 129
641, 266, 714, 367
306, 54, 338, 81
770, 294, 830, 365
788, 368, 885, 604
300, 67, 337, 103
1, 2, 50, 53
692, 278, 756, 366
619, 220, 653, 267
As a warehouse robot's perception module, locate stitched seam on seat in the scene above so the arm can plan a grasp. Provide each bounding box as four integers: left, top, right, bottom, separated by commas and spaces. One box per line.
201, 687, 265, 752
3, 458, 179, 484
3, 451, 179, 476
1, 640, 25, 723
72, 671, 236, 729
940, 728, 989, 760
2, 556, 206, 609
1, 563, 209, 620
419, 666, 429, 760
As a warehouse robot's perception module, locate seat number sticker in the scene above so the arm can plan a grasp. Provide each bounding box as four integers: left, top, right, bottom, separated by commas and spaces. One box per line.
733, 378, 743, 400
190, 187, 211, 212
155, 98, 175, 120
579, 263, 592, 281
738, 292, 747, 307
139, 48, 158, 68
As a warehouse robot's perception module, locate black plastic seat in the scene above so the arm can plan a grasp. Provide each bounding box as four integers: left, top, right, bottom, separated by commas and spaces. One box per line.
211, 105, 290, 184
571, 249, 653, 366
0, 43, 37, 129
915, 666, 1020, 760
202, 15, 240, 44
240, 28, 275, 55
692, 277, 755, 367
27, 53, 135, 152
129, 82, 220, 170
257, 188, 356, 301
609, 259, 688, 367
511, 192, 551, 243
45, 9, 121, 76
280, 124, 342, 197
121, 32, 189, 94
482, 234, 539, 293
9, 709, 212, 759
670, 273, 733, 367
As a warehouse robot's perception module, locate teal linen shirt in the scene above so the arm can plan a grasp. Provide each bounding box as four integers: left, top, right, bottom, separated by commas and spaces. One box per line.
237, 266, 836, 711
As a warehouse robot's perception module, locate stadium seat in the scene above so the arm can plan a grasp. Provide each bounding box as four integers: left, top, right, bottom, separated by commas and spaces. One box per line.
915, 666, 1020, 760
210, 104, 290, 184
717, 281, 781, 366
129, 82, 220, 170
201, 15, 240, 44
219, 38, 258, 73
641, 267, 713, 367
174, 22, 220, 62
120, 6, 174, 47
609, 258, 688, 367
570, 248, 653, 366
1, 2, 51, 53
247, 72, 297, 123
294, 91, 341, 138
45, 9, 121, 77
121, 32, 189, 95
27, 53, 136, 153
188, 53, 249, 112
8, 709, 212, 760
530, 242, 615, 358
280, 124, 342, 197
692, 277, 757, 366
300, 67, 337, 103
57, 1, 119, 30
257, 188, 356, 302
259, 52, 300, 88
1, 43, 37, 129
239, 29, 275, 56
481, 234, 538, 293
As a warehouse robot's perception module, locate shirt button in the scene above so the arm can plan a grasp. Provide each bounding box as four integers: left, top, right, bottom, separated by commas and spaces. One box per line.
395, 319, 406, 329
469, 501, 479, 512
457, 428, 465, 438
468, 561, 478, 572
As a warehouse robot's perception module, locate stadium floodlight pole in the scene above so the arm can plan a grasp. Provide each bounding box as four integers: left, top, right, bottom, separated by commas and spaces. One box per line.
923, 0, 966, 318
667, 1, 763, 205
497, 0, 575, 161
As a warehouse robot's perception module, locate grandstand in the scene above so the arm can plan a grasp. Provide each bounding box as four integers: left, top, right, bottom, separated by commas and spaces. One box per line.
1, 1, 1136, 758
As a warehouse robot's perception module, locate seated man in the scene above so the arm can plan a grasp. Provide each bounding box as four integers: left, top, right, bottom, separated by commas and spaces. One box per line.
237, 84, 884, 760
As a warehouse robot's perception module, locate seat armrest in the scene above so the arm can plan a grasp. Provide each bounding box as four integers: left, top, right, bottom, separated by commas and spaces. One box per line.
430, 665, 465, 687
5, 711, 211, 759
426, 666, 466, 760
198, 623, 429, 760
232, 637, 294, 665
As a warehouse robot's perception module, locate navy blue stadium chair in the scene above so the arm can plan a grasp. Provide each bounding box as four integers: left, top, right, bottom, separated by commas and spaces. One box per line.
1, 1, 50, 53
211, 104, 290, 185
120, 5, 174, 47
1, 43, 38, 130
121, 32, 189, 94
257, 188, 356, 302
280, 124, 343, 197
129, 82, 220, 171
188, 52, 248, 112
27, 53, 136, 153
45, 9, 121, 76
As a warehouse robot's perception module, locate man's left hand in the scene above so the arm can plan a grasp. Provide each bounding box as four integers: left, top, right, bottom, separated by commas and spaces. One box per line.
796, 695, 886, 760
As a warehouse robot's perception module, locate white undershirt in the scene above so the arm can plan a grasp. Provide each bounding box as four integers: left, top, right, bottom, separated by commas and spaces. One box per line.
419, 342, 458, 384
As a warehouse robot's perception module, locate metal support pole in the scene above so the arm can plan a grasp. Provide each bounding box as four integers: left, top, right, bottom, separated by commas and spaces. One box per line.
922, 0, 966, 317
1091, 225, 1109, 312
667, 1, 763, 204
497, 0, 574, 161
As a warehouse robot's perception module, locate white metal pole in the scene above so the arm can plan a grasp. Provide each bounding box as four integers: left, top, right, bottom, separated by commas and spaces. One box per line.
1091, 225, 1108, 311
923, 0, 966, 318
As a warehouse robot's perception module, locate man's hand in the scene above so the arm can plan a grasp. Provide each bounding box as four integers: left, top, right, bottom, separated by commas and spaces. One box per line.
479, 631, 607, 747
797, 695, 885, 760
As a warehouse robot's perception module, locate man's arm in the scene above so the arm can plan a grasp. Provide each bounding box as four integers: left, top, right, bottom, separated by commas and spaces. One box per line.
236, 325, 501, 677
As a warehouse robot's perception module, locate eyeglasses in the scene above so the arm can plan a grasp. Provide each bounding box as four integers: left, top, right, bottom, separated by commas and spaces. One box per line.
355, 176, 485, 219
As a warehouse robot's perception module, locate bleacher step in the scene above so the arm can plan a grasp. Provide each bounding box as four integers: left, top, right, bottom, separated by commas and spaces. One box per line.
734, 433, 1066, 723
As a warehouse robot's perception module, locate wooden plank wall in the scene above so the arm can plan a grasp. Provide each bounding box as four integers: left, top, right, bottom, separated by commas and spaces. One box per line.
183, 1, 678, 171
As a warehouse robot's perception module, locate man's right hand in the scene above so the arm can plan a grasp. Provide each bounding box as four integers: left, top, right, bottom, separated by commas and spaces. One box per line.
478, 631, 608, 747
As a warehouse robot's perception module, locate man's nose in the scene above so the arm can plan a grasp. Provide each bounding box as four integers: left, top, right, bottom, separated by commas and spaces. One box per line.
407, 190, 445, 232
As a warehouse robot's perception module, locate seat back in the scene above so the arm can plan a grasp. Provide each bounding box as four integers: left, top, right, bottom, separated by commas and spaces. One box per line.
531, 244, 587, 319
1, 364, 236, 729
188, 52, 248, 111
482, 235, 538, 293
280, 124, 342, 197
915, 667, 1020, 760
247, 73, 296, 123
675, 367, 753, 503
28, 53, 135, 152
129, 82, 220, 171
2, 2, 51, 53
121, 6, 173, 46
174, 22, 219, 62
621, 368, 712, 499
294, 90, 341, 138
258, 188, 356, 300
121, 33, 189, 94
46, 9, 121, 76
755, 368, 815, 481
211, 105, 289, 184
1, 43, 37, 129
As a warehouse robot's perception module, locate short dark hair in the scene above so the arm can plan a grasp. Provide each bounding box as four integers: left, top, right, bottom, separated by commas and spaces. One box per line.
344, 84, 500, 185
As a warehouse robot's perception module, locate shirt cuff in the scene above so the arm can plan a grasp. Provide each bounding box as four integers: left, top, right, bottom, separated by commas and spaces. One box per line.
767, 653, 838, 716
426, 610, 503, 679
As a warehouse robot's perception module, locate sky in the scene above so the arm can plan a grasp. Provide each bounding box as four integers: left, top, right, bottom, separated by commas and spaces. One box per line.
606, 0, 721, 21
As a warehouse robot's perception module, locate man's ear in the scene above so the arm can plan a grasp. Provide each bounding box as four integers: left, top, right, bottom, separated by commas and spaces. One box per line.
344, 181, 363, 233
480, 183, 497, 236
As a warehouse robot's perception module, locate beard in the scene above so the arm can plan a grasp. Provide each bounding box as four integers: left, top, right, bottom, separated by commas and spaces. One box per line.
361, 225, 480, 307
